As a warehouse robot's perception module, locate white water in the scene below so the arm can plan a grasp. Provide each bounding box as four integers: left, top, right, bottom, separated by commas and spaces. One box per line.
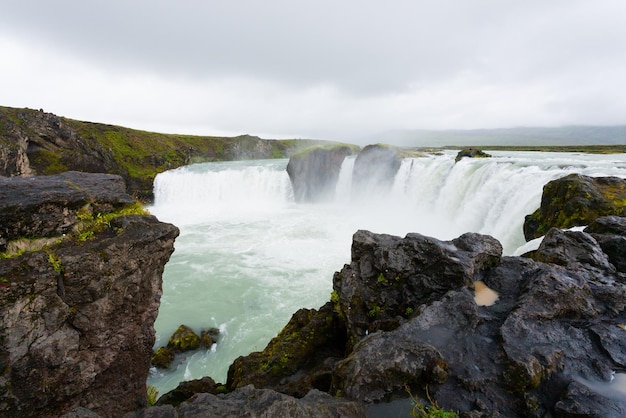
147, 151, 626, 394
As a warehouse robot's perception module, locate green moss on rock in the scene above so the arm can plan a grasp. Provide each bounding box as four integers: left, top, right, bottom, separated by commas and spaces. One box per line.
524, 174, 626, 240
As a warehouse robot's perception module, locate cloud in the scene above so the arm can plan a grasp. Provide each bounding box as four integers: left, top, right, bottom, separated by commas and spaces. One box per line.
1, 0, 626, 141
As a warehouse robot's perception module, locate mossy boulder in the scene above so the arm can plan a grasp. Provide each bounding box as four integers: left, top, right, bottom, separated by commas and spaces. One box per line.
167, 325, 201, 352
151, 347, 176, 369
454, 147, 492, 162
523, 174, 626, 240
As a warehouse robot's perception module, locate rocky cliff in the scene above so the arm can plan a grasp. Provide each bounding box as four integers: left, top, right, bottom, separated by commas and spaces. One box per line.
0, 171, 179, 417
0, 106, 323, 200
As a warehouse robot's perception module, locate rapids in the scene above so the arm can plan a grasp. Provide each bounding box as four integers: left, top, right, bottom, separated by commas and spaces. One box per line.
147, 150, 626, 394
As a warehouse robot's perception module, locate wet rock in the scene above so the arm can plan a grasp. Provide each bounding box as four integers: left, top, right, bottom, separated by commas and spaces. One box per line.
127, 385, 365, 418
554, 381, 625, 418
227, 302, 348, 397
226, 223, 626, 416
454, 147, 492, 162
286, 145, 356, 202
585, 216, 626, 274
524, 174, 626, 240
155, 376, 226, 407
333, 230, 502, 343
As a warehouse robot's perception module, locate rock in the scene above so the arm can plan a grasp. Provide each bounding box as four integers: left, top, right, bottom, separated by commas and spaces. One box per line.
0, 173, 179, 417
166, 325, 201, 352
286, 145, 356, 202
585, 216, 626, 273
524, 174, 626, 240
351, 144, 401, 196
0, 171, 134, 241
126, 385, 365, 418
155, 376, 226, 407
151, 347, 176, 369
454, 148, 492, 162
227, 302, 348, 397
333, 230, 502, 343
554, 381, 625, 418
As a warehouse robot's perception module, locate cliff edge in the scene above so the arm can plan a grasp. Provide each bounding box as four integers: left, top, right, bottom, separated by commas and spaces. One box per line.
0, 171, 179, 417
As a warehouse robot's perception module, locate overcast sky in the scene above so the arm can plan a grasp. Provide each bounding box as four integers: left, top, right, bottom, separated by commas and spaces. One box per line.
1, 1, 626, 142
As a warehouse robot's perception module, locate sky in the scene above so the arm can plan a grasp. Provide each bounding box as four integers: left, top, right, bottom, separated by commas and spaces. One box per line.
1, 0, 626, 142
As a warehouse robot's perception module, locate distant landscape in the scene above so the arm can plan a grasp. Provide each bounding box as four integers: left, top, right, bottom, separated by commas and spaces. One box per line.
373, 125, 626, 149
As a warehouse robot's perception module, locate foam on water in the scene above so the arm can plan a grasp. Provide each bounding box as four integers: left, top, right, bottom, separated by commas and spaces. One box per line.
148, 152, 626, 394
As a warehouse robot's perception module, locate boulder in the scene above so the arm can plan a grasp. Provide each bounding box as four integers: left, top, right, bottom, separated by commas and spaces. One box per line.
167, 325, 201, 352
0, 173, 179, 417
585, 216, 626, 273
333, 230, 502, 343
351, 144, 401, 196
155, 376, 226, 408
524, 174, 626, 240
454, 147, 492, 162
286, 145, 355, 202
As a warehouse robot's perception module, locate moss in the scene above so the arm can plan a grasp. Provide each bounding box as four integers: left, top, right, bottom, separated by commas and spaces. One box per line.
377, 273, 388, 285
46, 252, 63, 273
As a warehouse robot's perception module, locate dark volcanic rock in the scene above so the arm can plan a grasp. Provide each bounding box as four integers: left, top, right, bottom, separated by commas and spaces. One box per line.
0, 173, 179, 417
155, 376, 225, 408
333, 230, 502, 343
524, 174, 626, 240
0, 171, 134, 241
351, 144, 401, 196
454, 147, 492, 162
286, 145, 355, 202
225, 222, 626, 416
128, 385, 365, 418
227, 301, 347, 397
585, 216, 626, 273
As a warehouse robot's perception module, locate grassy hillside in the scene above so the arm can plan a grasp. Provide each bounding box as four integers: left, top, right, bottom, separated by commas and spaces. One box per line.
0, 106, 330, 200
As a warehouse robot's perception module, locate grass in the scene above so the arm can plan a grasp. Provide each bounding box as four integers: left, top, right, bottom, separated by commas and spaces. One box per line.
407, 385, 459, 418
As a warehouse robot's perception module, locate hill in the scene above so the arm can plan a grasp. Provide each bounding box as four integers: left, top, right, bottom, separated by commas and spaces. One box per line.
0, 106, 326, 200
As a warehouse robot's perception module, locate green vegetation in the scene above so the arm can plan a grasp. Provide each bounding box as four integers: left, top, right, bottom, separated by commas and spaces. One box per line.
73, 202, 148, 241
376, 273, 388, 284
147, 385, 159, 406
47, 252, 63, 273
407, 386, 459, 418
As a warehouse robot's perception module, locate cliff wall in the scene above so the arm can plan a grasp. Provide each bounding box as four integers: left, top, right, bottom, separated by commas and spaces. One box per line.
0, 172, 178, 417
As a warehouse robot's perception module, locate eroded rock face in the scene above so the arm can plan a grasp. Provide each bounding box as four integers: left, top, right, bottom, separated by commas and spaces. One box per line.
286, 145, 355, 202
0, 173, 179, 417
524, 174, 626, 240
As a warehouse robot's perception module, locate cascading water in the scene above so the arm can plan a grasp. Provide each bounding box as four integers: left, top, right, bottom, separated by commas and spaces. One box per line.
148, 151, 626, 394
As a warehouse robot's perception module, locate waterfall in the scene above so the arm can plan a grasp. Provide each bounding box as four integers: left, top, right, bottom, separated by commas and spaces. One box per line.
148, 151, 626, 394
